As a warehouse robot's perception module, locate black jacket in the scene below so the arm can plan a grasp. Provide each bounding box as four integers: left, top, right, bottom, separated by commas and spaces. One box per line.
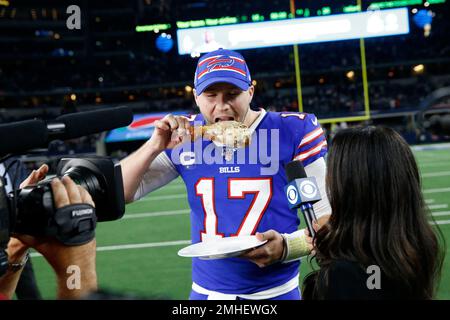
304, 259, 407, 300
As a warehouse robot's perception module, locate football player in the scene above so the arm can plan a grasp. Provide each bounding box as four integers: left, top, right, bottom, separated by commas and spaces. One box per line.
120, 48, 331, 300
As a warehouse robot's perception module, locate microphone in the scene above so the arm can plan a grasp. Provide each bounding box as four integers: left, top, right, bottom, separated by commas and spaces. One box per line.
0, 120, 48, 155
0, 106, 133, 156
47, 106, 133, 141
424, 114, 450, 136
284, 160, 322, 238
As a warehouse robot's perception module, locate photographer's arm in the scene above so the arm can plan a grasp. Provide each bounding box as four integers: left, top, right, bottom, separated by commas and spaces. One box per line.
0, 239, 29, 299
17, 176, 97, 299
20, 236, 97, 300
1, 167, 98, 299
0, 164, 49, 299
17, 177, 97, 299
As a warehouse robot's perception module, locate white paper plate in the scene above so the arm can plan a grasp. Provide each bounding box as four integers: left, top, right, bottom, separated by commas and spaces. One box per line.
178, 236, 268, 260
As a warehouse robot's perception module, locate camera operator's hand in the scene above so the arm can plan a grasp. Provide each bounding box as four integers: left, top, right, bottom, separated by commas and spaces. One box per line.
0, 164, 50, 299
19, 163, 49, 189
5, 163, 50, 272
2, 175, 97, 300
6, 164, 50, 259
16, 176, 97, 299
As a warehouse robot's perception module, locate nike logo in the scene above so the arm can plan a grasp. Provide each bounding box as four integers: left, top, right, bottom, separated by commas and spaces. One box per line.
311, 117, 318, 126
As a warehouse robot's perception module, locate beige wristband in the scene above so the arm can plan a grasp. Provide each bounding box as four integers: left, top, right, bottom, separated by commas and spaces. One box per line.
281, 229, 311, 263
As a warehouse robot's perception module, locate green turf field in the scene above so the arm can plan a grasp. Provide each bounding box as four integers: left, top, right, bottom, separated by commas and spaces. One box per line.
30, 145, 450, 300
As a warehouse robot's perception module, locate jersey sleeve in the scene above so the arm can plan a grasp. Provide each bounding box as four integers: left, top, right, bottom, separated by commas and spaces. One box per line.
133, 151, 179, 201
291, 113, 328, 167
305, 157, 331, 219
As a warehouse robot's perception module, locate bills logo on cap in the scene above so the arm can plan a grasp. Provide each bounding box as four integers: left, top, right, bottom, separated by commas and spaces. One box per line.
197, 55, 247, 80
207, 57, 234, 71
194, 49, 252, 95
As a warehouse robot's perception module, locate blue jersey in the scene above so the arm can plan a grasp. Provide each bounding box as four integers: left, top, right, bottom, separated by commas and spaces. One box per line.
165, 110, 327, 294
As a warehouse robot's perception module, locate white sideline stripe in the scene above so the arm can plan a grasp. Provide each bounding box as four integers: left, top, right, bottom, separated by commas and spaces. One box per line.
30, 240, 192, 258
96, 240, 191, 251
432, 211, 450, 217
124, 209, 189, 219
163, 184, 186, 190
423, 187, 450, 194
428, 204, 448, 210
420, 162, 450, 167
412, 142, 450, 151
422, 171, 450, 178
425, 199, 435, 204
430, 220, 450, 225
138, 194, 187, 201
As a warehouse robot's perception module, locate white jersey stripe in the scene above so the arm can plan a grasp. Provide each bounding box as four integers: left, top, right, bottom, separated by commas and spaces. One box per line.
298, 127, 324, 149
294, 140, 328, 161
192, 275, 299, 300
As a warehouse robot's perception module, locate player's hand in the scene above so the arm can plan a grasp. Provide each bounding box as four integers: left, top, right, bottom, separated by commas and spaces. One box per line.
148, 114, 191, 152
239, 230, 285, 268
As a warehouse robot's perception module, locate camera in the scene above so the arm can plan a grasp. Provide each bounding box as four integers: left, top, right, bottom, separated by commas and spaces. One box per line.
0, 156, 125, 276
0, 106, 132, 277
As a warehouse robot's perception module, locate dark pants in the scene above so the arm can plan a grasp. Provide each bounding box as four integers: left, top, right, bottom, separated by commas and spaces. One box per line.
16, 258, 41, 300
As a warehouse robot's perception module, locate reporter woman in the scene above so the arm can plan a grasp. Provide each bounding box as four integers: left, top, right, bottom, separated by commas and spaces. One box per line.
302, 126, 445, 300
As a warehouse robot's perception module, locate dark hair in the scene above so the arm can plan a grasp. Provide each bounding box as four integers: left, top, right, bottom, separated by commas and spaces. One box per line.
303, 126, 445, 299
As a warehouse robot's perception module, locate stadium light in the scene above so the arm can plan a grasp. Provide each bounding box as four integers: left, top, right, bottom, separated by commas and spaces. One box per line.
413, 64, 425, 74
346, 70, 355, 80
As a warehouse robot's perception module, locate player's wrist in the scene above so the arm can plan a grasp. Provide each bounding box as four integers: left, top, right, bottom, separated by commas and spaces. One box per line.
280, 234, 288, 262
144, 139, 165, 155
280, 229, 311, 263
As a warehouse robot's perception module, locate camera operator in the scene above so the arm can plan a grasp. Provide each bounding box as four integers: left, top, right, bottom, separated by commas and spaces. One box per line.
1, 158, 42, 299
0, 164, 98, 300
